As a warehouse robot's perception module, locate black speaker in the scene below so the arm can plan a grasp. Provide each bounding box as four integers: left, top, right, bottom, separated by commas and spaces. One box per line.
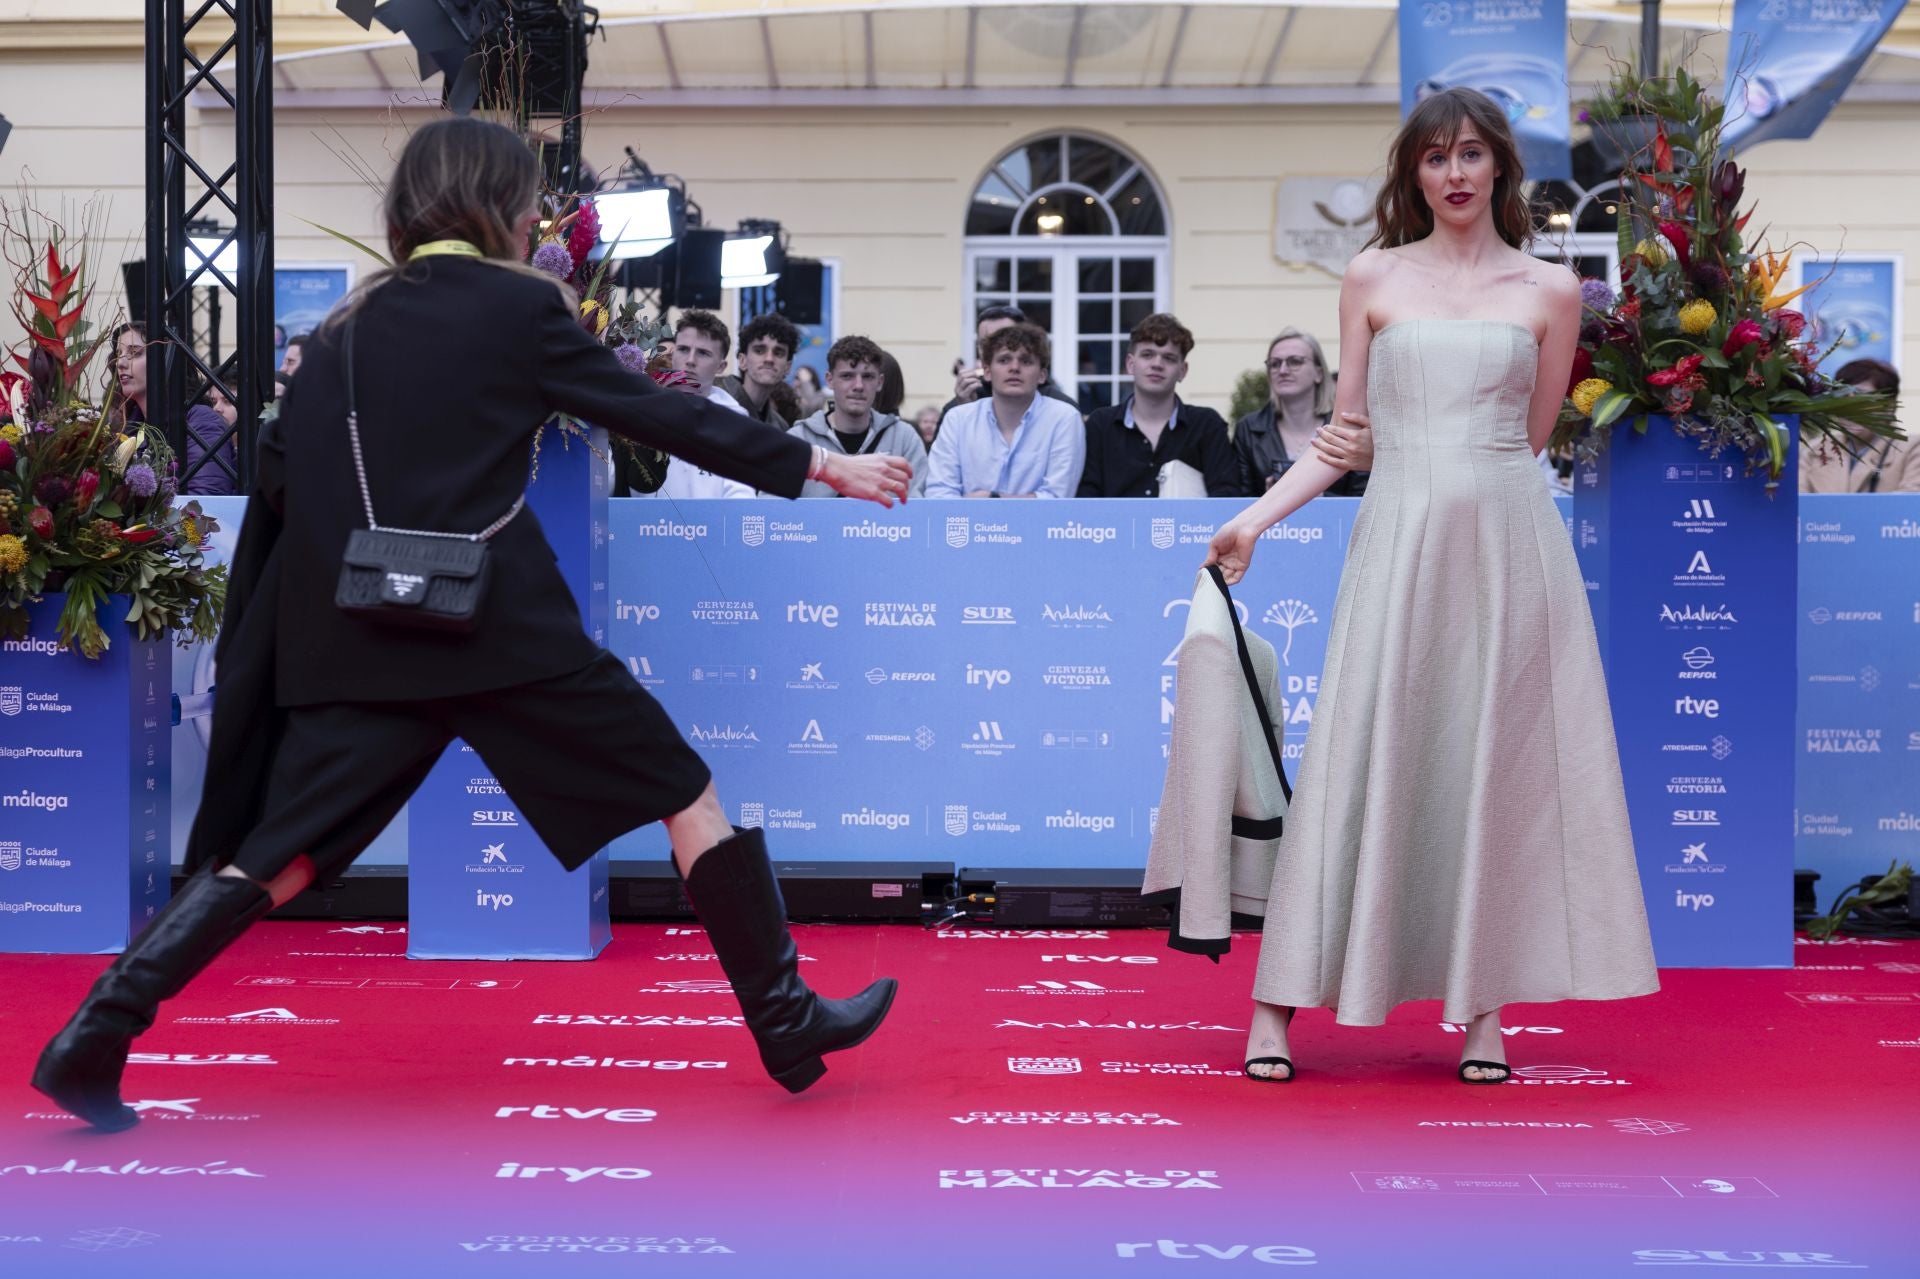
665, 228, 724, 310
774, 258, 824, 325
121, 261, 147, 326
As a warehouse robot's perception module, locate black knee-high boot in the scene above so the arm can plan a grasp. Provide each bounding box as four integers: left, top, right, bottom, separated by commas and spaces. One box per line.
32, 871, 273, 1132
680, 828, 897, 1093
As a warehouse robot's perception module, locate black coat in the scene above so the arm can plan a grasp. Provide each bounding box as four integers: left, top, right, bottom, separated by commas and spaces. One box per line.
1232, 402, 1370, 498
184, 258, 808, 872
270, 256, 809, 706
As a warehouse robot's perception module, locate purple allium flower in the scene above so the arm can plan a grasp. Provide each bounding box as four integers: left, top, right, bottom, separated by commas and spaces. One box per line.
530, 241, 576, 280
1689, 261, 1729, 299
126, 463, 158, 498
613, 343, 649, 374
1579, 278, 1615, 313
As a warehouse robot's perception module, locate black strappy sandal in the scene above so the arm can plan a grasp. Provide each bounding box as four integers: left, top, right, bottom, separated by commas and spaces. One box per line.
1244, 1008, 1296, 1084
1457, 1060, 1511, 1084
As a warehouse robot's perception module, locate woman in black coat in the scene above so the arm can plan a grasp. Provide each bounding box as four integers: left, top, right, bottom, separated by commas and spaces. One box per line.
35, 118, 912, 1131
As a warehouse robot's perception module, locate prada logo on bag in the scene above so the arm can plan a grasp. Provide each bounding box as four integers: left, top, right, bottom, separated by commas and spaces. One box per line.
385, 571, 429, 600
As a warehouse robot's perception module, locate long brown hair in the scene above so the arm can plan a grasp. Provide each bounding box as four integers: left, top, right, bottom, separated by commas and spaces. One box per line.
322, 116, 571, 333
1365, 88, 1533, 252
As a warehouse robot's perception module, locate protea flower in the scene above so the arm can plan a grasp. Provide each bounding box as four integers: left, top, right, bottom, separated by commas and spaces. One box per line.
1678, 299, 1716, 336
1711, 159, 1745, 210
1722, 318, 1767, 358
27, 505, 54, 538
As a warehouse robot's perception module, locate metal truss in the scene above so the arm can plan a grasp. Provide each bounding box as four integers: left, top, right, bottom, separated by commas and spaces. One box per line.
145, 0, 273, 493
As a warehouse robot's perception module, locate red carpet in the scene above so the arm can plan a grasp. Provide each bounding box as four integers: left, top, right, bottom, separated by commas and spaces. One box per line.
3, 922, 1916, 1277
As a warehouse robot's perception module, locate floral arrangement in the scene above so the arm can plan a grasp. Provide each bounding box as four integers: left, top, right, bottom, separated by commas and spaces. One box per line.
526, 196, 679, 488
1556, 66, 1900, 488
1, 213, 227, 657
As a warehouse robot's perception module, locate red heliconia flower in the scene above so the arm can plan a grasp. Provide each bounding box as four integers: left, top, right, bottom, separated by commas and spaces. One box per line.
1721, 318, 1766, 358
1647, 353, 1705, 388
1657, 221, 1693, 275
1773, 309, 1806, 340
1567, 346, 1594, 393
28, 505, 54, 539
650, 368, 694, 391
117, 525, 162, 544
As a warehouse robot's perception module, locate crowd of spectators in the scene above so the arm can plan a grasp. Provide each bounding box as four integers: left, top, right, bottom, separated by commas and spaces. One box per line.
181, 299, 1910, 499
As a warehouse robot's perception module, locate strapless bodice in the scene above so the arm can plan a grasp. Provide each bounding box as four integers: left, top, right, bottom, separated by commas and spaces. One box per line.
1365, 319, 1539, 463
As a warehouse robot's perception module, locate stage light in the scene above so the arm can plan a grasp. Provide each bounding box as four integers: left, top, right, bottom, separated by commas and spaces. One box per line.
722, 220, 784, 289
185, 218, 238, 289
595, 187, 678, 260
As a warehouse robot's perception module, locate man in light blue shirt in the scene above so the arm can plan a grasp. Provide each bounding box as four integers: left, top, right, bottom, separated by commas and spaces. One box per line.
924, 323, 1084, 498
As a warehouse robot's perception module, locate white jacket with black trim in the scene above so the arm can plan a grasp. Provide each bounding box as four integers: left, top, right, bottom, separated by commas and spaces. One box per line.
1140, 567, 1292, 959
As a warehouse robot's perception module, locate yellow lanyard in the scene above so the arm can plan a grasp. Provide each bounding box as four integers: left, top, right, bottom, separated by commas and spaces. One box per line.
408, 239, 483, 261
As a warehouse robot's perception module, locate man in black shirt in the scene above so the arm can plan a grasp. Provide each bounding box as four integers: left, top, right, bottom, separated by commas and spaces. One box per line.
1077, 313, 1238, 498
716, 312, 799, 430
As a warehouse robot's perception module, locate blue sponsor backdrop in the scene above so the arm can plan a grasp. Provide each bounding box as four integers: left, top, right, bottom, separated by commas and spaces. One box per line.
0, 595, 169, 953
1796, 494, 1920, 904
407, 427, 614, 960
1396, 0, 1571, 180
601, 500, 1351, 866
1724, 0, 1908, 150
1576, 424, 1799, 968
144, 494, 1919, 956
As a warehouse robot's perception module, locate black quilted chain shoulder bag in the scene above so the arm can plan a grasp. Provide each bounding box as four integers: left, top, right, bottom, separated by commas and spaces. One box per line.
332, 317, 529, 633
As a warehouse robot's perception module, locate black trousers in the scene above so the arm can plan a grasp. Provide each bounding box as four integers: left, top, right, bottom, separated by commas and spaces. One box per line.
228, 653, 711, 882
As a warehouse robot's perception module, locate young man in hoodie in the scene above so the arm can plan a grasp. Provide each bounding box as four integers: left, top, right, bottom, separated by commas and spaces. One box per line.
789, 335, 928, 499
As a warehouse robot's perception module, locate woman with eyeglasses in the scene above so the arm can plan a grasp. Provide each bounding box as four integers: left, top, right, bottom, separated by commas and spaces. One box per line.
1232, 328, 1371, 496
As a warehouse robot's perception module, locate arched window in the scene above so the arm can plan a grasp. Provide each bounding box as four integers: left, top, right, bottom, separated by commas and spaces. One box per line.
964, 133, 1171, 411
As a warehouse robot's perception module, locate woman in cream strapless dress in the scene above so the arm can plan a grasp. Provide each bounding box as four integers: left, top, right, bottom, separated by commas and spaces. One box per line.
1205, 87, 1657, 1085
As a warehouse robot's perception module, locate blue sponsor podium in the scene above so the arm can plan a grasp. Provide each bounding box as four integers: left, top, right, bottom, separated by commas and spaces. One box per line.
1575, 420, 1797, 968
0, 594, 170, 954
406, 427, 613, 960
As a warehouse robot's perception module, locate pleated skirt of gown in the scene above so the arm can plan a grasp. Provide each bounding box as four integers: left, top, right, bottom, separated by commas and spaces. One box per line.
1251, 319, 1659, 1026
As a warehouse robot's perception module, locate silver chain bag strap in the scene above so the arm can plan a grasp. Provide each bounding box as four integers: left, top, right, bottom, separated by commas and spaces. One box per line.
332, 316, 530, 633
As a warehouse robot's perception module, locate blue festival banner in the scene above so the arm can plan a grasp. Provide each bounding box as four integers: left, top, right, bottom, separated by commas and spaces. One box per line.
406, 427, 613, 960
1724, 0, 1908, 150
273, 265, 354, 366
155, 493, 1916, 968
1794, 254, 1902, 377
601, 501, 1355, 870
1796, 494, 1920, 903
1397, 0, 1571, 180
1, 594, 169, 953
1576, 426, 1799, 968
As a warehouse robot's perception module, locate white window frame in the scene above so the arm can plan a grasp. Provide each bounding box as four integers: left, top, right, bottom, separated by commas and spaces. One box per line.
960, 239, 1172, 408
